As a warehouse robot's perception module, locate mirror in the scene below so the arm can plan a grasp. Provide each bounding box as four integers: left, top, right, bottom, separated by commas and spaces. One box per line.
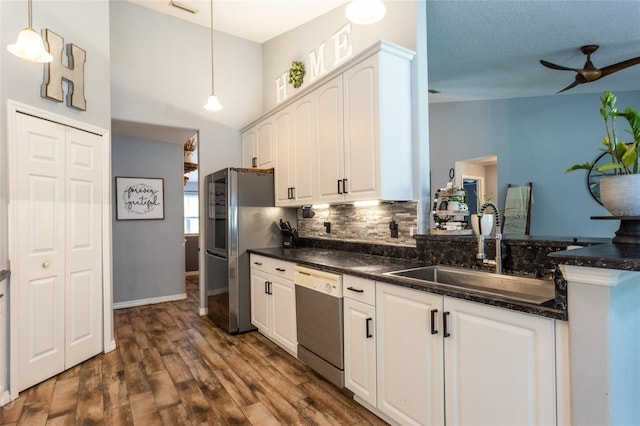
586, 151, 610, 206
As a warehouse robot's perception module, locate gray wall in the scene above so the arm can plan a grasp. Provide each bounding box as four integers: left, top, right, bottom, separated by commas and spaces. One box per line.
429, 91, 640, 238
112, 137, 185, 304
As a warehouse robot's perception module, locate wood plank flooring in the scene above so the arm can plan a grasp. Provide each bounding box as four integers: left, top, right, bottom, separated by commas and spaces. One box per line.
0, 276, 388, 425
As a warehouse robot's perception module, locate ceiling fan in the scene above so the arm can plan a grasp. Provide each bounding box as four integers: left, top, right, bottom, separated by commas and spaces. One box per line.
540, 45, 640, 93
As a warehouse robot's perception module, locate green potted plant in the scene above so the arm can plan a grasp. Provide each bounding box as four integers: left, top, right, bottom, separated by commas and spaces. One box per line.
566, 91, 640, 216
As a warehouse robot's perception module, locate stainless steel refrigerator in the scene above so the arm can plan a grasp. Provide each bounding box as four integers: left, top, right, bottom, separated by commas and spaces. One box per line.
204, 168, 296, 334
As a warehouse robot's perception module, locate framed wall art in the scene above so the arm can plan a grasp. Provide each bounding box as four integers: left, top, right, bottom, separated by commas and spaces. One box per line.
116, 177, 165, 220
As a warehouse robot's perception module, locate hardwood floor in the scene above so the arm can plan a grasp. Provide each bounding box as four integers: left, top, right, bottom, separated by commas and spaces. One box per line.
0, 276, 388, 425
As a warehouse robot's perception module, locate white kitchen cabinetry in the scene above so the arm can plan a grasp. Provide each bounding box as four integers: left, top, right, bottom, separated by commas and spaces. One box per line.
375, 282, 557, 426
343, 276, 377, 407
376, 283, 444, 426
316, 42, 414, 204
315, 75, 345, 204
444, 297, 556, 426
274, 97, 315, 206
242, 120, 274, 169
249, 255, 297, 355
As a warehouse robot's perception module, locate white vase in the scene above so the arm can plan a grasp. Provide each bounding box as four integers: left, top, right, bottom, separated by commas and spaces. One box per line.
600, 175, 640, 216
184, 151, 194, 163
471, 213, 494, 236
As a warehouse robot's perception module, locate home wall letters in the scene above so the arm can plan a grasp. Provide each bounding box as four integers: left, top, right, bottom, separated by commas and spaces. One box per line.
41, 29, 87, 111
275, 22, 353, 103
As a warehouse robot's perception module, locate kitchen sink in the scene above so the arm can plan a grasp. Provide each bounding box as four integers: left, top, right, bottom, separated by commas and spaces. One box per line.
383, 265, 555, 305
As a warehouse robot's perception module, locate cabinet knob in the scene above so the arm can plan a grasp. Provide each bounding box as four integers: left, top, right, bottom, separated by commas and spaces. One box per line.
42, 261, 50, 268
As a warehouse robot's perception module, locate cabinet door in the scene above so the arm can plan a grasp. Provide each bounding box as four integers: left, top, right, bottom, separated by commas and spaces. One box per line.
241, 129, 256, 168
443, 297, 556, 426
291, 96, 315, 205
344, 297, 376, 407
315, 75, 345, 204
250, 270, 271, 333
270, 277, 297, 355
343, 55, 379, 201
274, 108, 293, 206
376, 283, 444, 426
256, 120, 274, 169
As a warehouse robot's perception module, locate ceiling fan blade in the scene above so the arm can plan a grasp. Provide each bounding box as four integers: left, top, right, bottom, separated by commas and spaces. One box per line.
540, 59, 577, 71
556, 80, 580, 94
599, 56, 640, 78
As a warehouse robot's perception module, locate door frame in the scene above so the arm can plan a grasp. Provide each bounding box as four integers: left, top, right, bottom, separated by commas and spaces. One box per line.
6, 100, 114, 400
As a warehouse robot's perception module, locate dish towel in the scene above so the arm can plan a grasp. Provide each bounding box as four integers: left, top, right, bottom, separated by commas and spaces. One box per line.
504, 185, 532, 217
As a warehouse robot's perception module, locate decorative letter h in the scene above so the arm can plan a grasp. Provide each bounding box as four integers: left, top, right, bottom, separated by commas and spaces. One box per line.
41, 29, 87, 111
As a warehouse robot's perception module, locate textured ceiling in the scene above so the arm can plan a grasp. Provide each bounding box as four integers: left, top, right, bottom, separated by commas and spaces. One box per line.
426, 0, 640, 101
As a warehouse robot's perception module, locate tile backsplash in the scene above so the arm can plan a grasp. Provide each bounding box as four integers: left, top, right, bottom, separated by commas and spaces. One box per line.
296, 202, 418, 246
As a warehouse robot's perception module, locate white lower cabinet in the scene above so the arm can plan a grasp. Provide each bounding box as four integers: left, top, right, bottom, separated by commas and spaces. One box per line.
443, 297, 556, 426
249, 255, 297, 355
376, 282, 444, 426
343, 276, 377, 407
348, 282, 558, 426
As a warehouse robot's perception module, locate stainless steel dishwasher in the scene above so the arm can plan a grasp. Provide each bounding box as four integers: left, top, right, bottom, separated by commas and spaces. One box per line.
294, 266, 344, 388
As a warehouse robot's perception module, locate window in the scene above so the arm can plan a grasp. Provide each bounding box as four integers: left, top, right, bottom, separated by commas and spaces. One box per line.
184, 193, 199, 234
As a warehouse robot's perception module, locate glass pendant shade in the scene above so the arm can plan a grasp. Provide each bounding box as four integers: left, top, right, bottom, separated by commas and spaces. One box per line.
204, 94, 223, 111
345, 0, 386, 25
7, 27, 53, 63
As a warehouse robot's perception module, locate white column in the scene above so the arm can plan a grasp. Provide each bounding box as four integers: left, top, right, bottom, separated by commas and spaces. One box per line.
560, 265, 640, 426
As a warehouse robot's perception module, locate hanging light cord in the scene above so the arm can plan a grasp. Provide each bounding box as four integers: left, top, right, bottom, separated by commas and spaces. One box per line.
27, 0, 33, 29
209, 0, 215, 94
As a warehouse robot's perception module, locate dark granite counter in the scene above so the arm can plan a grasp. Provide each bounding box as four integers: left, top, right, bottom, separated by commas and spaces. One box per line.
249, 246, 567, 321
549, 243, 640, 270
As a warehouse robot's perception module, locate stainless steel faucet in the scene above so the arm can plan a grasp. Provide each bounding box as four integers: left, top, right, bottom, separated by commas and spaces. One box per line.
477, 202, 503, 274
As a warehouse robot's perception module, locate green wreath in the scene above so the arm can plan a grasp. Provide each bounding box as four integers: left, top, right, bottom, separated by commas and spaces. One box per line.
288, 61, 305, 89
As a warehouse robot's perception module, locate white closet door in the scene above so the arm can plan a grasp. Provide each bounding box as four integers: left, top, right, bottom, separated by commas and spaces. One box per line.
15, 114, 103, 391
16, 114, 67, 391
65, 127, 103, 368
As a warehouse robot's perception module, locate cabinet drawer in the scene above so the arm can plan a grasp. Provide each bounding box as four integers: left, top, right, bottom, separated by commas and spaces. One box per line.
250, 254, 270, 273
344, 275, 375, 305
269, 259, 295, 281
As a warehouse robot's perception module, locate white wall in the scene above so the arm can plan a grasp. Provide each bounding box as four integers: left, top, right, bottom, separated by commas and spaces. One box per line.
261, 1, 417, 111
429, 92, 640, 238
110, 0, 264, 176
1, 0, 112, 399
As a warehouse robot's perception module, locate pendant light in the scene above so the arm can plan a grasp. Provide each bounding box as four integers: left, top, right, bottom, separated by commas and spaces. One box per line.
204, 0, 223, 111
345, 0, 386, 25
7, 0, 53, 63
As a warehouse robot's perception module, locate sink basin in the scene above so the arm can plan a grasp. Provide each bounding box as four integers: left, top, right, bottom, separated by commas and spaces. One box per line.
383, 265, 555, 305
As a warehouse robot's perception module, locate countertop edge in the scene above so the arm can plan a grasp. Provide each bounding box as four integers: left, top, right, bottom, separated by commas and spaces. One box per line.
248, 247, 567, 321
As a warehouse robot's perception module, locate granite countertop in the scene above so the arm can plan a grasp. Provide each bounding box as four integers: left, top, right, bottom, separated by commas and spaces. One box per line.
249, 246, 567, 320
549, 243, 640, 271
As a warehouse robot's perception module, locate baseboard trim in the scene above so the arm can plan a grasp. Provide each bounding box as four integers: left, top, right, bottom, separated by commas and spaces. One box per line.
105, 339, 117, 353
0, 390, 10, 407
113, 293, 187, 309
199, 307, 208, 316
185, 271, 199, 277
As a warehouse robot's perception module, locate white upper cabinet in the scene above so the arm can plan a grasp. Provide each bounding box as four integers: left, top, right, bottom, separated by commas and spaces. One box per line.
242, 120, 274, 169
317, 43, 415, 203
242, 41, 415, 206
315, 75, 345, 204
275, 97, 316, 206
